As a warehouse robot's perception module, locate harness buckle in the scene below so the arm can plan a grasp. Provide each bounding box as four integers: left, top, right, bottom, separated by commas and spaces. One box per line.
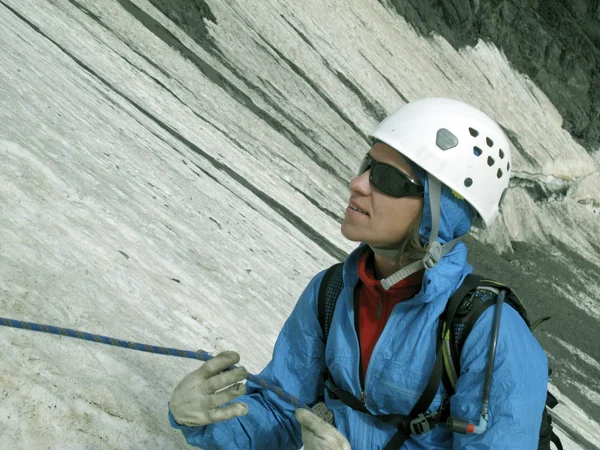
409, 413, 431, 435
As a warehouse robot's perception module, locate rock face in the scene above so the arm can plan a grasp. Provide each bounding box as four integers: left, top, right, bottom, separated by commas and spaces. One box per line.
382, 0, 600, 153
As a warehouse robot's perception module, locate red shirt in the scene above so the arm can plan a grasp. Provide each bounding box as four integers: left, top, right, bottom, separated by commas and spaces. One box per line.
356, 250, 424, 385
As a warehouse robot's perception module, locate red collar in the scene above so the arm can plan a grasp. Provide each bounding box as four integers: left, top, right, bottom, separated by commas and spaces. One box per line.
357, 249, 424, 297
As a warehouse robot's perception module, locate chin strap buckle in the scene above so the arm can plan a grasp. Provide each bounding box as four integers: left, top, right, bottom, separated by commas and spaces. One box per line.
422, 241, 443, 270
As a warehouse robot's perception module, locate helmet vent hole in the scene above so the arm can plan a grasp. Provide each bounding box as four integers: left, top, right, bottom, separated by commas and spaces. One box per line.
464, 178, 473, 187
469, 127, 479, 137
487, 156, 495, 167
486, 137, 494, 147
499, 149, 505, 159
473, 146, 483, 157
497, 168, 503, 178
507, 162, 510, 171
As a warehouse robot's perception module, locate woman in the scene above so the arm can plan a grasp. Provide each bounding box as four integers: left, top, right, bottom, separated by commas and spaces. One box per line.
169, 98, 549, 449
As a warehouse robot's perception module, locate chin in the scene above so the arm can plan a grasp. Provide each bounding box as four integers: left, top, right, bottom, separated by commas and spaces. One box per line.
340, 222, 364, 243
341, 223, 379, 247
342, 223, 408, 249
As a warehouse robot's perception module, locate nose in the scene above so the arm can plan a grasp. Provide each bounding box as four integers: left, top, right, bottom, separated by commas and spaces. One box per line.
349, 169, 371, 195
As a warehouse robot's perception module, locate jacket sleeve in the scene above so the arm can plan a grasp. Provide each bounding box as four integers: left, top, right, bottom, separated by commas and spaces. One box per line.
169, 270, 328, 450
451, 303, 549, 449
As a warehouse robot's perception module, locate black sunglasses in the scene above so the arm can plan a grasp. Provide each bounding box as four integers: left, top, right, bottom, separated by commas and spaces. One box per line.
358, 153, 424, 198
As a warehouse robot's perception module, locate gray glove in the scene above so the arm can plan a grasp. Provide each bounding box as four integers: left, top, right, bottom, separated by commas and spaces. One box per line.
170, 350, 249, 427
295, 408, 352, 450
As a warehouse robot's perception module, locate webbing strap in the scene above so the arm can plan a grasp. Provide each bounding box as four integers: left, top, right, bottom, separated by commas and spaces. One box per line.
383, 344, 446, 449
547, 391, 559, 409
551, 432, 564, 450
318, 263, 344, 342
324, 373, 447, 444
380, 176, 463, 290
382, 274, 476, 448
441, 274, 487, 394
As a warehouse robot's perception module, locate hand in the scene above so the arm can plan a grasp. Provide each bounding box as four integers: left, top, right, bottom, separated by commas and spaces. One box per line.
295, 408, 351, 450
170, 350, 249, 427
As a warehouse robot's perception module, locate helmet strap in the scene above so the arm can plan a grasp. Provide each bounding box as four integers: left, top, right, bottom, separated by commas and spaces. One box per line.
380, 174, 463, 290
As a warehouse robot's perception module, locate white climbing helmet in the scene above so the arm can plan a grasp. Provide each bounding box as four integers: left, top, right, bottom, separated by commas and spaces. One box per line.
370, 97, 512, 229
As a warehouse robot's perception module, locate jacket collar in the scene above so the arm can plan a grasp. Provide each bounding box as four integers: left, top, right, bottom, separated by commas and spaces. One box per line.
343, 243, 473, 307
357, 248, 424, 299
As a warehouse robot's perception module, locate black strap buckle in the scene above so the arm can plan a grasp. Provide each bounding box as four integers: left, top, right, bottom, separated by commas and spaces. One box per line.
409, 413, 431, 435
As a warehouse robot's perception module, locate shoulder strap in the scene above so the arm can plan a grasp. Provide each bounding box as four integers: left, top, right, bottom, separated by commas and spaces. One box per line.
441, 274, 529, 394
317, 263, 344, 342
383, 274, 477, 449
441, 276, 563, 450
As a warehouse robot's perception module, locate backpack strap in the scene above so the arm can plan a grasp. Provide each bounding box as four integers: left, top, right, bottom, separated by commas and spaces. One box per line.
317, 263, 344, 342
441, 276, 563, 450
539, 399, 564, 450
382, 272, 484, 449
441, 275, 525, 394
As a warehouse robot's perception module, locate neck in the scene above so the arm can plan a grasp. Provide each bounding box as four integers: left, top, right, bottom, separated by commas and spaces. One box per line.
372, 253, 400, 280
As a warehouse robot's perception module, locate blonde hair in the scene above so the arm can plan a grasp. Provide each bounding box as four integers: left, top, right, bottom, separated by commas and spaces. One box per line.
393, 209, 426, 268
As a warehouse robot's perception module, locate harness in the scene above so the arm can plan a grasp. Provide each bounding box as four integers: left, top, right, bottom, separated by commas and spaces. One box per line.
317, 263, 562, 449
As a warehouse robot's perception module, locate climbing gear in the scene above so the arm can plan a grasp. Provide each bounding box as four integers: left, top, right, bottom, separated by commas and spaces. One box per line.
357, 153, 424, 198
440, 276, 562, 450
0, 317, 311, 411
370, 98, 512, 229
366, 98, 511, 290
377, 174, 463, 291
366, 97, 513, 288
317, 264, 563, 449
447, 287, 505, 434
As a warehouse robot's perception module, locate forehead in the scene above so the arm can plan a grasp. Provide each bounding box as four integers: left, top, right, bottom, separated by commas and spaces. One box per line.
369, 142, 415, 176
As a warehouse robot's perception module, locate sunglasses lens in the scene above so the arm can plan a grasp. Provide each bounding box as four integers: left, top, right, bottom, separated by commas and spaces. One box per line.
357, 153, 423, 197
371, 164, 410, 197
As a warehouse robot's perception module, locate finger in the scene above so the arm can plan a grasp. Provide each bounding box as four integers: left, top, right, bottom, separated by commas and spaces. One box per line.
171, 412, 212, 427
204, 366, 248, 394
199, 351, 241, 378
205, 401, 248, 424
295, 408, 333, 439
204, 382, 247, 409
171, 405, 214, 427
171, 400, 247, 427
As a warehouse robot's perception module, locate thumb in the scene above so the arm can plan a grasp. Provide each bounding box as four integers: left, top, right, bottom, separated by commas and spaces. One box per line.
295, 408, 322, 430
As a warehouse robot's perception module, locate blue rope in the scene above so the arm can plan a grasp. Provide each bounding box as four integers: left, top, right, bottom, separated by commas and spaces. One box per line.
0, 317, 310, 410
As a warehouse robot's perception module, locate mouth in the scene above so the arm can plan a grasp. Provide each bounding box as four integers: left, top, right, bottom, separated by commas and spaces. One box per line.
347, 205, 369, 216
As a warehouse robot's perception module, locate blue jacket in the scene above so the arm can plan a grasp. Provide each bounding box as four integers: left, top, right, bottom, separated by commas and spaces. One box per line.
170, 176, 548, 449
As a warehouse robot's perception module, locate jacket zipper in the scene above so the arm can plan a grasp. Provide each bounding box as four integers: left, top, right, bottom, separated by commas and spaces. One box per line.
361, 296, 399, 410
354, 287, 367, 407
358, 293, 388, 408
366, 297, 383, 403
